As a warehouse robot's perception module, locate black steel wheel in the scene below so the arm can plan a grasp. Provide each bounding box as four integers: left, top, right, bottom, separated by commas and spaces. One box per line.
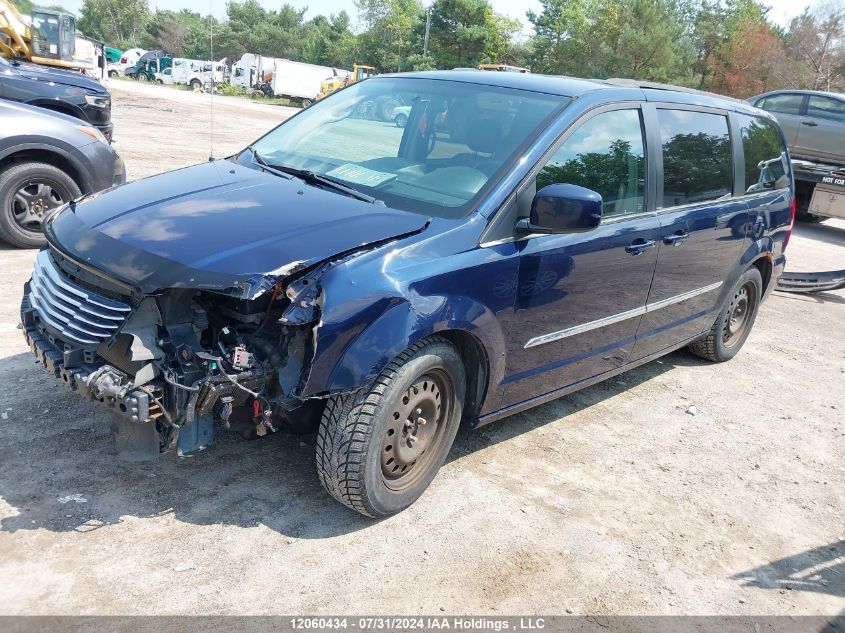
689, 267, 762, 362
0, 161, 80, 248
316, 336, 466, 518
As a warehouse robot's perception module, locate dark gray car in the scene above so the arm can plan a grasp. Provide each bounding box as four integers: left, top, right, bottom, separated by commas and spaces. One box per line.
748, 89, 845, 165
0, 99, 125, 248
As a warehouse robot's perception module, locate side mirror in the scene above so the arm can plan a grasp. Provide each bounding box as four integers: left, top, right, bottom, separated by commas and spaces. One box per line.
516, 184, 603, 234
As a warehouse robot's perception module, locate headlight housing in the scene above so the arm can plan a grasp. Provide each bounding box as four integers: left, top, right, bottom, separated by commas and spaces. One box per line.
84, 94, 110, 108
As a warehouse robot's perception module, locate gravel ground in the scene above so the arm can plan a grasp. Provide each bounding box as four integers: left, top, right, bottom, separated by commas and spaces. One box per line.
0, 81, 842, 616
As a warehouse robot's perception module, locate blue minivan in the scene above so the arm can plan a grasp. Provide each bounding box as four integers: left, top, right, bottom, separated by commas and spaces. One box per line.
22, 71, 795, 517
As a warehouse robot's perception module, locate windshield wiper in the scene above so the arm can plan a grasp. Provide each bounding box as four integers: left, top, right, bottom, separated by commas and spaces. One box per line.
249, 147, 295, 181
286, 167, 381, 205
248, 150, 380, 205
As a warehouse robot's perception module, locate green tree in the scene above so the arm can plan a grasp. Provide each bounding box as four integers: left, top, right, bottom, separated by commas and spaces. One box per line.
528, 0, 694, 82
77, 0, 150, 48
213, 1, 310, 60
356, 0, 424, 72
141, 10, 214, 58
785, 3, 845, 91
427, 0, 515, 68
301, 11, 358, 68
598, 0, 696, 83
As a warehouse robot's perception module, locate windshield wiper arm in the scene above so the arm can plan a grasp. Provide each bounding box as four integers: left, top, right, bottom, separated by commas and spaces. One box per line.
269, 163, 381, 205
248, 147, 294, 180
247, 150, 381, 204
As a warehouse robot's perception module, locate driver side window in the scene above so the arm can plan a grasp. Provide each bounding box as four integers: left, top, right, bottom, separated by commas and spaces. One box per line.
537, 109, 646, 219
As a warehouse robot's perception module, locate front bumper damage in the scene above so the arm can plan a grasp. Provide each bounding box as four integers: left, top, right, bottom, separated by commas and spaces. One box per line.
776, 269, 845, 293
21, 248, 320, 459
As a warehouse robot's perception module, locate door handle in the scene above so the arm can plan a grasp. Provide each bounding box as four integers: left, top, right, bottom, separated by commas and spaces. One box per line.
801, 121, 819, 127
663, 231, 690, 246
625, 238, 656, 255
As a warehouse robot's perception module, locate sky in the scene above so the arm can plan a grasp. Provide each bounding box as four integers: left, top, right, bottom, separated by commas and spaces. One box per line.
57, 0, 816, 37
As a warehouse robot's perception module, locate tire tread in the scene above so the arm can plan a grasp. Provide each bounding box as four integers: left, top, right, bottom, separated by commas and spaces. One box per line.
315, 335, 451, 517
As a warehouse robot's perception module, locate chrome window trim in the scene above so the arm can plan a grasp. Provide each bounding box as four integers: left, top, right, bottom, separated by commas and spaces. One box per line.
523, 281, 723, 349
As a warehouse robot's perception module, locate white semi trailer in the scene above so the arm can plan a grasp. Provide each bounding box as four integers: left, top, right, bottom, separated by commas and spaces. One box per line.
267, 59, 348, 107
230, 53, 277, 91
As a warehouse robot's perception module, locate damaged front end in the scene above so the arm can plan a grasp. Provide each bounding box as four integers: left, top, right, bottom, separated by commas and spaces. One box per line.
21, 247, 324, 459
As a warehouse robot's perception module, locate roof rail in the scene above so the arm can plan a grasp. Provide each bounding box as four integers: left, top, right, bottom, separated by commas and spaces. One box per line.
602, 78, 744, 103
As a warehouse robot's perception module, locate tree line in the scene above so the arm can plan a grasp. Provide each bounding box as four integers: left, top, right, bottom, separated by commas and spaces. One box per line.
63, 0, 845, 97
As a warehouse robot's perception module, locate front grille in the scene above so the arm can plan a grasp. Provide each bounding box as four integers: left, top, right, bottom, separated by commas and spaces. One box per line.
28, 250, 132, 346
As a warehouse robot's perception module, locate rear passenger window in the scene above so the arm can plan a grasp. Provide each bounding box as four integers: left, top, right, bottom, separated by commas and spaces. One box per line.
658, 109, 732, 207
739, 115, 788, 193
536, 109, 645, 219
759, 93, 804, 115
807, 96, 845, 123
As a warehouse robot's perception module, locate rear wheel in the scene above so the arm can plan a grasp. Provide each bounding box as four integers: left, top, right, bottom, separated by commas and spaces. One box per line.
316, 336, 465, 518
0, 161, 80, 248
689, 267, 762, 362
394, 113, 408, 128
190, 79, 202, 90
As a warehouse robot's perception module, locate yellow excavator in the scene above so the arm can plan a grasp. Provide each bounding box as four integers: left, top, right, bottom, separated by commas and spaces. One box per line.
316, 63, 376, 101
1, 0, 93, 71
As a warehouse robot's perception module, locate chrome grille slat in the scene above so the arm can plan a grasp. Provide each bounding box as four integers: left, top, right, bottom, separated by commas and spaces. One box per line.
38, 252, 130, 313
37, 269, 125, 322
28, 250, 132, 346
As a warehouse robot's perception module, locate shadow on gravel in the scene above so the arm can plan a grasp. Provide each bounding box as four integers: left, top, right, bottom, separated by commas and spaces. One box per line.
0, 348, 702, 538
731, 540, 845, 598
793, 221, 845, 248
775, 291, 845, 305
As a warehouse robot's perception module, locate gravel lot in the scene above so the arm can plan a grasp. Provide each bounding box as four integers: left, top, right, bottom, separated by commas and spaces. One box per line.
0, 81, 842, 616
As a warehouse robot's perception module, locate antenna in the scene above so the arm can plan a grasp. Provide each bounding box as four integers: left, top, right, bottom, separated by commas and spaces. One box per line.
208, 0, 215, 161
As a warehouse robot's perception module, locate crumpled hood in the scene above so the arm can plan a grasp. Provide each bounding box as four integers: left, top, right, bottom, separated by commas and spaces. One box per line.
46, 160, 429, 296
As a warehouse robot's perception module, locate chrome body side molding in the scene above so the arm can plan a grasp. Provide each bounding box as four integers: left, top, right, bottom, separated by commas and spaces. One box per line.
524, 281, 723, 349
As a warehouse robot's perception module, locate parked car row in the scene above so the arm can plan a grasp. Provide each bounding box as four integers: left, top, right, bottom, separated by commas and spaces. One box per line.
0, 54, 122, 247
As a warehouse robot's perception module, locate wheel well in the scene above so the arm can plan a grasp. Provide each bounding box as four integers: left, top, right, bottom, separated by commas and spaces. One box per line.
0, 150, 87, 193
33, 102, 83, 121
436, 330, 489, 423
752, 256, 772, 294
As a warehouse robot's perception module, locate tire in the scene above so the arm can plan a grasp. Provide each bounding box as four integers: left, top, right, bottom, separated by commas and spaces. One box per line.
135, 72, 146, 82
316, 336, 466, 518
689, 267, 763, 362
190, 79, 202, 90
108, 70, 118, 78
394, 113, 408, 128
301, 99, 312, 108
0, 161, 81, 248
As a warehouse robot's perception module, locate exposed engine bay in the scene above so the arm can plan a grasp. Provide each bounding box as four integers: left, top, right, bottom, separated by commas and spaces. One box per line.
21, 247, 327, 458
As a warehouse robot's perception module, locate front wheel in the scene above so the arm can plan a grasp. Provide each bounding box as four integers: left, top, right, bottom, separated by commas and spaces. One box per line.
689, 267, 762, 362
0, 161, 81, 248
316, 336, 466, 518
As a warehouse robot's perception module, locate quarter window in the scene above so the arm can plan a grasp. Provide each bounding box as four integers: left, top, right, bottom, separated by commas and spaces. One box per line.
536, 109, 646, 219
807, 95, 845, 123
658, 109, 732, 207
758, 93, 804, 115
739, 115, 788, 193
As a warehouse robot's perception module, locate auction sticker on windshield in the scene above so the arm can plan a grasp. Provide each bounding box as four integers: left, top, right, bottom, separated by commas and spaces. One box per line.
326, 164, 397, 188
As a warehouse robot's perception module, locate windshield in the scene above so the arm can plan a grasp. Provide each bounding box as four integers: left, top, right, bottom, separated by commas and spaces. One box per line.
247, 77, 566, 218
